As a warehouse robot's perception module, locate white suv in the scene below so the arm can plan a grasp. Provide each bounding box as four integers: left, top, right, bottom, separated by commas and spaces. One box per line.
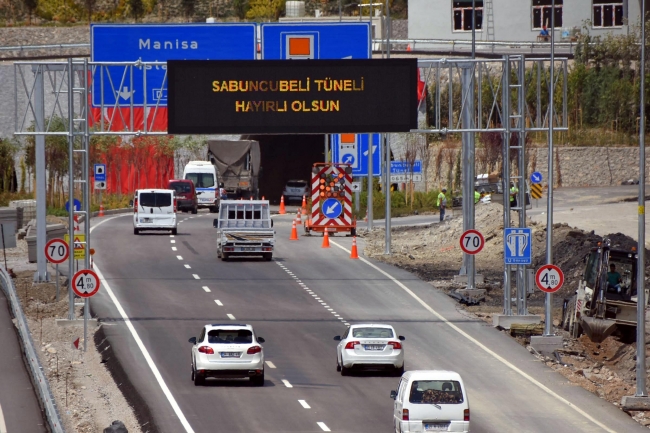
189, 324, 265, 386
282, 180, 309, 204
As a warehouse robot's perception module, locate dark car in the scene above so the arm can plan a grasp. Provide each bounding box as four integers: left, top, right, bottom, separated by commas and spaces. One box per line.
168, 179, 198, 214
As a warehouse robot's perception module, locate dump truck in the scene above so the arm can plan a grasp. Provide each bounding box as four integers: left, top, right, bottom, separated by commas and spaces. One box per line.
561, 238, 647, 343
207, 140, 261, 199
213, 200, 275, 261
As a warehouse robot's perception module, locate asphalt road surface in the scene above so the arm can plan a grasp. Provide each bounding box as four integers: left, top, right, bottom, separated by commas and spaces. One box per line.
89, 211, 646, 433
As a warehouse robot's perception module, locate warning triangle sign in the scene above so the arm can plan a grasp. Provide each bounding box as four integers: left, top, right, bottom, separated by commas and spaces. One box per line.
74, 237, 85, 250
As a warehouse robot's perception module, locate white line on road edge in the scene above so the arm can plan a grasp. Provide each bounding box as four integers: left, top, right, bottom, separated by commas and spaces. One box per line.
282, 379, 293, 388
329, 240, 617, 433
202, 286, 211, 293
192, 274, 200, 280
184, 264, 191, 269
265, 361, 276, 369
298, 400, 311, 409
0, 404, 7, 433
177, 256, 183, 260
214, 300, 223, 306
317, 422, 331, 431
227, 313, 236, 320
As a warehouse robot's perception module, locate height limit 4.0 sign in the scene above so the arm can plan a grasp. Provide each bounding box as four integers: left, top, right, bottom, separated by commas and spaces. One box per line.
72, 270, 100, 298
535, 264, 564, 293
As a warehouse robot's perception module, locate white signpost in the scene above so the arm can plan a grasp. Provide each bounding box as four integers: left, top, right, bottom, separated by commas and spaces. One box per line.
71, 269, 100, 352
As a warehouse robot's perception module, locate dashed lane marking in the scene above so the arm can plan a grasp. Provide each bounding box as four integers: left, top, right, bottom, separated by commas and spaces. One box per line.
192, 274, 200, 280
172, 247, 177, 252
184, 264, 191, 269
265, 361, 276, 369
177, 255, 183, 260
215, 300, 223, 306
202, 286, 211, 293
317, 422, 331, 432
298, 400, 311, 409
227, 314, 236, 320
282, 379, 293, 388
171, 240, 176, 244
0, 404, 7, 433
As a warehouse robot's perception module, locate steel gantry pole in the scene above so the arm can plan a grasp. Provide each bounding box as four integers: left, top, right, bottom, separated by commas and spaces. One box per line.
502, 56, 512, 316
384, 133, 391, 254
367, 133, 374, 230
517, 56, 528, 316
82, 59, 91, 351
67, 59, 75, 320
460, 63, 476, 288
543, 0, 556, 336
34, 64, 49, 283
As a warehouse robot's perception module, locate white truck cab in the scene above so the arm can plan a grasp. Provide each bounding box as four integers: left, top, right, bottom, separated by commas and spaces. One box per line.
183, 161, 219, 212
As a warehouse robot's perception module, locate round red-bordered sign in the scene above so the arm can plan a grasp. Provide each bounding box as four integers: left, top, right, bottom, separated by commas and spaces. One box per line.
71, 269, 100, 298
45, 238, 69, 264
535, 264, 564, 293
459, 229, 485, 255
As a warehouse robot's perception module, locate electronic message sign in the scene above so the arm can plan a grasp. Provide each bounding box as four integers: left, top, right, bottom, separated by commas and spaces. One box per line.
167, 59, 418, 134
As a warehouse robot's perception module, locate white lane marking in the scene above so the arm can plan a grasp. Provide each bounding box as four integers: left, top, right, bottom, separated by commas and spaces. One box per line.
265, 361, 276, 369
170, 235, 175, 238
215, 300, 223, 306
282, 379, 293, 388
172, 247, 178, 251
89, 238, 195, 432
298, 400, 311, 409
0, 404, 7, 433
329, 240, 617, 433
171, 240, 176, 244
319, 301, 326, 304
184, 264, 191, 269
177, 255, 183, 260
227, 313, 236, 320
202, 286, 211, 293
192, 274, 200, 280
327, 308, 334, 311
344, 322, 350, 326
317, 422, 331, 432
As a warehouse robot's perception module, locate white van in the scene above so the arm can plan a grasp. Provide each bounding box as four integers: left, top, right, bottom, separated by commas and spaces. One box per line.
132, 189, 177, 235
183, 161, 219, 212
390, 370, 470, 433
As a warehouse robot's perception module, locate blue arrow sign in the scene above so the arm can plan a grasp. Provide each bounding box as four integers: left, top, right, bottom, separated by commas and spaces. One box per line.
65, 199, 82, 213
332, 134, 381, 176
391, 161, 422, 174
91, 24, 257, 107
322, 198, 343, 219
261, 22, 371, 60
504, 228, 532, 265
530, 171, 543, 184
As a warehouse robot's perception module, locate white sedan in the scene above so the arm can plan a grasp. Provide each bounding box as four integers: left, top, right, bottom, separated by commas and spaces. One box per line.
189, 323, 265, 386
334, 324, 405, 376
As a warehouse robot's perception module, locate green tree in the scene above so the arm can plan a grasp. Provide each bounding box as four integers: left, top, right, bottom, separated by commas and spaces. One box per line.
246, 0, 285, 21
233, 0, 250, 19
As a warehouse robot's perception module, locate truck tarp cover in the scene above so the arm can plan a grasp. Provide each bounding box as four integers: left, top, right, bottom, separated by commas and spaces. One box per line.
208, 140, 260, 177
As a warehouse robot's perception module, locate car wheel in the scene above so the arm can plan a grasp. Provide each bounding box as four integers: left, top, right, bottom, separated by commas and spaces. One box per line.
340, 365, 350, 376
193, 371, 205, 386
250, 370, 264, 386
221, 254, 229, 262
191, 369, 195, 381
394, 364, 405, 377
133, 228, 139, 235
336, 358, 341, 372
209, 206, 218, 213
263, 253, 272, 261
171, 228, 177, 235
192, 206, 198, 215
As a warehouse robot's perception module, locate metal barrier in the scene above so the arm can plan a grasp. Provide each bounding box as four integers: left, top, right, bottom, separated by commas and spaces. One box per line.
0, 43, 90, 52
0, 266, 66, 433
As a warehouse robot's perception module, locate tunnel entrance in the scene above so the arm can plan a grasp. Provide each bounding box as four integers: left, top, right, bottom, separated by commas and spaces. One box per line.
246, 134, 325, 204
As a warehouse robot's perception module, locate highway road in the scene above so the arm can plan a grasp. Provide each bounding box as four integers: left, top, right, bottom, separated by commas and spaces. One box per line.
89, 211, 646, 433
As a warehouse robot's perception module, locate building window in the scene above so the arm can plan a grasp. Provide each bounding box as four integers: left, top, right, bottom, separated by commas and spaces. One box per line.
593, 1, 624, 27
453, 1, 483, 32
532, 0, 563, 30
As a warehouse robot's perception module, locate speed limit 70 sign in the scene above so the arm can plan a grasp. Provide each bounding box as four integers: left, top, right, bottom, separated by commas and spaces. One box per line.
535, 264, 564, 293
45, 238, 69, 264
459, 229, 485, 255
71, 270, 100, 298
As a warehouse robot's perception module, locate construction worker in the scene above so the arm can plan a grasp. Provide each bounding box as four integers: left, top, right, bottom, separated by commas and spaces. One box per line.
474, 190, 481, 204
437, 188, 447, 222
509, 182, 518, 208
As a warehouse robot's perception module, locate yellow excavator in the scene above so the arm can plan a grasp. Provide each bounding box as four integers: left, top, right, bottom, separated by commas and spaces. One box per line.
561, 239, 646, 343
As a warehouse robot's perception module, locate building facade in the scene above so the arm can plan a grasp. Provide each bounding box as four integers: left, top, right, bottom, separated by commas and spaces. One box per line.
408, 0, 642, 42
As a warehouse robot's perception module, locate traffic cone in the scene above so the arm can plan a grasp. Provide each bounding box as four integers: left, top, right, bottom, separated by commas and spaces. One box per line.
350, 236, 359, 259
250, 196, 253, 200
290, 219, 299, 241
279, 195, 286, 214
322, 230, 330, 248
98, 204, 105, 217
406, 44, 412, 52
295, 211, 301, 225
262, 196, 265, 200
301, 195, 307, 215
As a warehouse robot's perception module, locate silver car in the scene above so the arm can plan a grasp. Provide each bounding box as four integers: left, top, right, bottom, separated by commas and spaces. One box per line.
282, 179, 309, 203
334, 324, 405, 376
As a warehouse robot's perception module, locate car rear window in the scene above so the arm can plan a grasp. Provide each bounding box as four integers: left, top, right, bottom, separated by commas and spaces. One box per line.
185, 173, 215, 188
409, 380, 464, 404
207, 329, 253, 344
169, 182, 192, 193
139, 192, 172, 207
352, 327, 394, 338
287, 181, 307, 188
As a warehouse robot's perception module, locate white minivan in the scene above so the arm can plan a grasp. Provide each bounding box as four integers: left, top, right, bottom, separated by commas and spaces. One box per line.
390, 370, 470, 433
183, 161, 219, 212
132, 189, 177, 235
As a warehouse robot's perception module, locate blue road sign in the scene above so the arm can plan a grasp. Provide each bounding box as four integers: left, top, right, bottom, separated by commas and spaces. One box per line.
65, 199, 82, 213
321, 198, 343, 219
530, 171, 543, 184
94, 164, 106, 182
261, 22, 371, 60
91, 24, 257, 107
504, 228, 532, 265
332, 134, 381, 176
391, 161, 422, 174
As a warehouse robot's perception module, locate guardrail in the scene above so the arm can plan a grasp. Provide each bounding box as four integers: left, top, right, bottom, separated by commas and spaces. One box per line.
0, 266, 65, 433
0, 43, 89, 52
379, 38, 581, 54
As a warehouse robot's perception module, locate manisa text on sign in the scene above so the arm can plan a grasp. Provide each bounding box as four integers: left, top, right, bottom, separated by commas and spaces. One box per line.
167, 59, 418, 134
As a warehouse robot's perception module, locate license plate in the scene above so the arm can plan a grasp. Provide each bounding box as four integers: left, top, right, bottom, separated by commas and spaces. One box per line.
220, 352, 241, 358
200, 198, 212, 202
364, 344, 385, 351
424, 423, 450, 431
241, 247, 255, 251
140, 218, 151, 223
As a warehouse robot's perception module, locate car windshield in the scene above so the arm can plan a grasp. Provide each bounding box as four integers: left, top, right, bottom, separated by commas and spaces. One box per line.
287, 181, 307, 188
185, 173, 215, 188
409, 380, 464, 404
207, 329, 253, 344
351, 327, 394, 338
169, 182, 192, 193
139, 192, 172, 207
